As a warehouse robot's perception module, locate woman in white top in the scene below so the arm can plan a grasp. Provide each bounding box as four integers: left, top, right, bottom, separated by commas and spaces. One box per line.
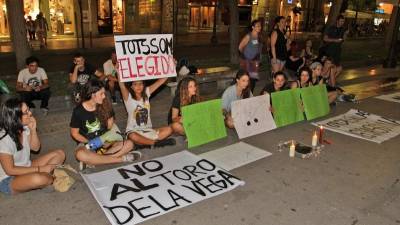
0, 98, 65, 195
119, 78, 175, 147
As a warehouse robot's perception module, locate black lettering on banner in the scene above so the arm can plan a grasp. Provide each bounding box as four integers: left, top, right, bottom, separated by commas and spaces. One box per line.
142, 160, 163, 172
197, 175, 224, 193
355, 110, 370, 118
158, 38, 173, 54
378, 118, 400, 126
128, 197, 160, 219
150, 171, 175, 185
172, 169, 192, 181
148, 189, 192, 211
127, 40, 135, 54
217, 170, 242, 185
183, 165, 207, 177
348, 128, 377, 139
118, 165, 146, 179
104, 205, 133, 225
115, 40, 128, 55
131, 178, 159, 191
150, 38, 159, 54
141, 39, 151, 55
110, 183, 141, 201
196, 159, 217, 171
181, 180, 207, 197
207, 174, 228, 189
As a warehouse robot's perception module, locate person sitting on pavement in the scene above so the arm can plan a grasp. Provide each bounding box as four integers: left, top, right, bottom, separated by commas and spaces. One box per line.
309, 61, 338, 104
221, 69, 253, 129
69, 79, 139, 170
291, 66, 312, 89
16, 56, 51, 116
118, 77, 176, 149
284, 41, 305, 81
169, 77, 201, 135
103, 50, 119, 104
300, 39, 317, 66
321, 56, 342, 88
69, 52, 104, 103
260, 71, 288, 113
0, 98, 65, 195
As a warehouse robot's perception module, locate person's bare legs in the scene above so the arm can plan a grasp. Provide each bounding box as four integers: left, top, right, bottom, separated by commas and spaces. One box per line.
128, 126, 173, 145
104, 140, 134, 158
224, 114, 235, 129
10, 173, 53, 194
328, 91, 338, 104
31, 149, 66, 167
157, 126, 173, 140
171, 122, 185, 135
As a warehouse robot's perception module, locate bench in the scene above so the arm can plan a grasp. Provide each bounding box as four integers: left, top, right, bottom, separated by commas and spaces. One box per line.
167, 67, 237, 96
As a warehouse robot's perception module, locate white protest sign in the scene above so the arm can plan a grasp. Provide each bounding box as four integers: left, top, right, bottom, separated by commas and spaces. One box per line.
82, 151, 245, 225
114, 34, 177, 82
313, 109, 400, 143
375, 92, 400, 103
231, 95, 277, 139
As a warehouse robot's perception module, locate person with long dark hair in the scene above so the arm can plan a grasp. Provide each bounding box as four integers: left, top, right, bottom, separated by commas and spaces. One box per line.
221, 69, 253, 128
70, 79, 139, 170
119, 77, 175, 148
0, 98, 65, 195
238, 19, 263, 92
270, 16, 292, 74
291, 66, 312, 89
169, 77, 201, 135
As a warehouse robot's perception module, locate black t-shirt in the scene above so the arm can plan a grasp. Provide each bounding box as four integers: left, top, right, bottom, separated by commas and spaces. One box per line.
323, 25, 345, 64
261, 83, 288, 95
70, 104, 107, 140
69, 63, 96, 86
285, 57, 304, 72
168, 94, 181, 124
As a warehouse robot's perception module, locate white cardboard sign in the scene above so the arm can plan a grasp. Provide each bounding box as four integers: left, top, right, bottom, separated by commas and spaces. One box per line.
82, 151, 245, 225
375, 92, 400, 103
114, 34, 177, 82
313, 109, 400, 143
231, 95, 277, 139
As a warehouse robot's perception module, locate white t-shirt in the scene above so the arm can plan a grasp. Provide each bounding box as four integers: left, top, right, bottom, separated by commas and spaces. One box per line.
125, 87, 152, 132
0, 128, 32, 181
103, 59, 117, 77
17, 67, 48, 88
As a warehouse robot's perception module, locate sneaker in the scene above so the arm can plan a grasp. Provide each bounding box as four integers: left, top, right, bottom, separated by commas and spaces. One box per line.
122, 151, 142, 162
154, 138, 176, 148
41, 107, 49, 116
343, 94, 356, 102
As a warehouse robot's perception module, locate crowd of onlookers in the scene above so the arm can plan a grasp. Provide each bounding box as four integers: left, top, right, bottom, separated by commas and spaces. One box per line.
25, 12, 49, 48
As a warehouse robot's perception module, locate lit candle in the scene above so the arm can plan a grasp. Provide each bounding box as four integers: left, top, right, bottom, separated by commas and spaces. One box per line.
289, 141, 295, 157
312, 131, 318, 147
319, 125, 324, 144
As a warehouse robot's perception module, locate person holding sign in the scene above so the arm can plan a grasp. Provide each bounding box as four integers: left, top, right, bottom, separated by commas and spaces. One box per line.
221, 70, 253, 129
169, 77, 201, 135
118, 77, 176, 148
261, 71, 289, 113
0, 98, 66, 195
291, 67, 312, 89
70, 79, 139, 170
103, 50, 120, 104
309, 62, 338, 104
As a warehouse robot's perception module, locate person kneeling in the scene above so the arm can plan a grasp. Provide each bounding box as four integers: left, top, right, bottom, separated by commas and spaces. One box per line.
69, 79, 139, 170
0, 98, 65, 195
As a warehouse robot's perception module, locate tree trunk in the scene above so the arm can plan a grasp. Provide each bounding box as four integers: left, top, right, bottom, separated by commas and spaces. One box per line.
355, 10, 358, 23
383, 2, 400, 68
229, 0, 239, 64
326, 0, 344, 27
6, 0, 31, 72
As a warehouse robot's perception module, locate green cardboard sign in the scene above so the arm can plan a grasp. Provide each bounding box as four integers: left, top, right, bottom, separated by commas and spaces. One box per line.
182, 99, 227, 148
300, 84, 330, 120
271, 89, 304, 127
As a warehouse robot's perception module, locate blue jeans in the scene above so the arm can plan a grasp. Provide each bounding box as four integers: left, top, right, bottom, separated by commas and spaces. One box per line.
0, 176, 14, 195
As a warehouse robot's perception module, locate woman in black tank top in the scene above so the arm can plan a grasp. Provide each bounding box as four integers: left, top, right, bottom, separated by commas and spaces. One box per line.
270, 16, 292, 74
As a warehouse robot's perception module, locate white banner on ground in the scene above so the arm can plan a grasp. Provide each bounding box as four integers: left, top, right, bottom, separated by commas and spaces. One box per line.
82, 151, 245, 225
312, 109, 400, 143
114, 34, 176, 82
375, 92, 400, 103
231, 94, 276, 139
199, 142, 272, 171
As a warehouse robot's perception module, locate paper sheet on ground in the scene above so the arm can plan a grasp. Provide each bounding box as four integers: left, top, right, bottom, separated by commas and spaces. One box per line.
313, 109, 400, 143
81, 151, 244, 225
199, 142, 272, 171
300, 84, 330, 120
182, 99, 227, 148
231, 95, 276, 139
375, 92, 400, 103
271, 88, 304, 127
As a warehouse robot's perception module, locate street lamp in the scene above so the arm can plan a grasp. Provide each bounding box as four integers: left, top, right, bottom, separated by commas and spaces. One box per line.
210, 0, 218, 45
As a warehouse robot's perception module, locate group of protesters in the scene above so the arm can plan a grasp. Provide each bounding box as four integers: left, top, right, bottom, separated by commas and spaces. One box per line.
0, 15, 354, 196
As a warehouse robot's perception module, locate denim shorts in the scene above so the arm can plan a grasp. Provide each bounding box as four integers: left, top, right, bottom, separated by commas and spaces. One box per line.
0, 176, 14, 195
